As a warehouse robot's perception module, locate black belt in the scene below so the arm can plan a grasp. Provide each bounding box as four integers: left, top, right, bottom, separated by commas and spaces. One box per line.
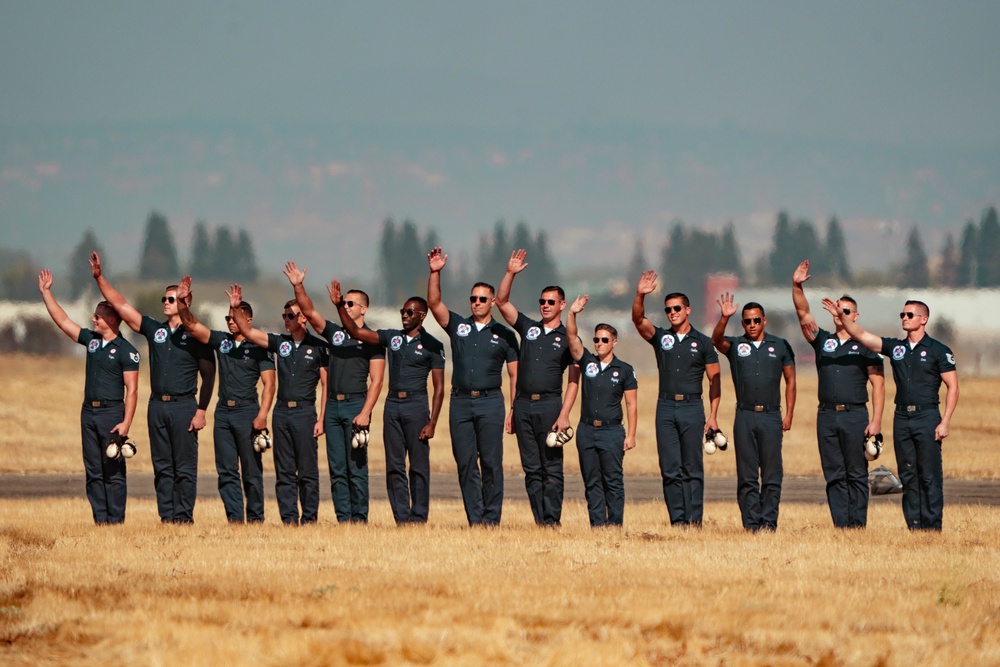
583, 419, 622, 428
150, 394, 195, 403
221, 399, 258, 408
330, 393, 363, 402
84, 399, 123, 408
737, 403, 780, 413
659, 393, 702, 402
818, 402, 866, 412
452, 388, 501, 398
390, 390, 427, 400
896, 404, 938, 413
519, 392, 561, 401
277, 400, 311, 409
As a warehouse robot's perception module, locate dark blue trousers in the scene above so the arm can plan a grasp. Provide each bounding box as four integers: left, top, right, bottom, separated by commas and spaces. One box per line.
80, 404, 127, 524
383, 396, 431, 524
214, 404, 264, 523
577, 422, 626, 527
893, 408, 944, 531
513, 395, 565, 526
733, 409, 783, 531
325, 397, 369, 523
816, 406, 869, 528
273, 405, 319, 525
655, 399, 706, 525
147, 397, 199, 523
450, 392, 505, 526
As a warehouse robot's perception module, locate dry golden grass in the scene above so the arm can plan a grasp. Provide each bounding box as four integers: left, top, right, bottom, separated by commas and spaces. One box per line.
2, 498, 999, 666
1, 353, 996, 478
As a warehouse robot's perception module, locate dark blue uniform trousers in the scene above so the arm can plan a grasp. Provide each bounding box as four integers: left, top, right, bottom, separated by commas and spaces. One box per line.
147, 398, 199, 523
513, 395, 565, 526
817, 406, 869, 528
214, 404, 264, 523
383, 395, 431, 524
577, 422, 626, 526
450, 392, 505, 525
273, 405, 320, 525
655, 399, 706, 525
325, 397, 369, 523
733, 409, 783, 531
80, 404, 127, 524
893, 408, 944, 531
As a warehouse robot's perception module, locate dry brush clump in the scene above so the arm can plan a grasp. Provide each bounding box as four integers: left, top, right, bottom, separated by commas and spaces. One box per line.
1, 498, 999, 666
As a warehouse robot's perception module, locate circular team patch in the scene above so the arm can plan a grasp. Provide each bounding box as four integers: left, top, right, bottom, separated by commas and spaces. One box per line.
892, 345, 906, 361
278, 341, 293, 357
219, 339, 234, 354
660, 334, 675, 351
737, 343, 752, 357
456, 323, 472, 337
823, 339, 838, 353
691, 341, 698, 348
851, 344, 858, 351
332, 331, 346, 346
390, 335, 404, 351
153, 328, 168, 344
526, 326, 541, 341
585, 362, 599, 378
612, 371, 619, 378
88, 339, 100, 353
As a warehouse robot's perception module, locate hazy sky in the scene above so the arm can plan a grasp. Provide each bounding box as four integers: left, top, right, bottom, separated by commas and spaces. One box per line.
2, 1, 999, 283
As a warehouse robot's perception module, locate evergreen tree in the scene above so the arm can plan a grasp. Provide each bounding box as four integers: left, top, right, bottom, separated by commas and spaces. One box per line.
766, 211, 794, 285
213, 226, 239, 277
394, 220, 427, 303
378, 218, 398, 301
976, 207, 1000, 287
718, 222, 743, 280
189, 221, 214, 279
661, 222, 688, 293
627, 237, 648, 286
235, 229, 259, 282
899, 226, 930, 288
825, 216, 851, 283
936, 233, 959, 288
138, 210, 180, 280
957, 220, 977, 286
68, 229, 105, 299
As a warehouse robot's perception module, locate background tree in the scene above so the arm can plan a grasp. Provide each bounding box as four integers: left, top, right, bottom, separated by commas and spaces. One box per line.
0, 248, 41, 301
976, 207, 1000, 287
234, 229, 259, 282
958, 220, 977, 287
627, 237, 648, 286
718, 222, 743, 280
188, 221, 214, 279
899, 226, 930, 288
138, 210, 180, 280
936, 233, 959, 288
68, 229, 105, 299
825, 216, 851, 283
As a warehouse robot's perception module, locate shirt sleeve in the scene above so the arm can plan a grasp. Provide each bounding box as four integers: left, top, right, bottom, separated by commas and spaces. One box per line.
647, 325, 665, 349
444, 311, 462, 336
429, 337, 447, 369
207, 330, 224, 349
138, 315, 159, 339
880, 337, 898, 357
266, 332, 282, 353
702, 333, 719, 364
503, 328, 520, 362
623, 365, 639, 390
121, 342, 141, 372
76, 328, 94, 346
259, 346, 276, 372
938, 343, 957, 372
782, 339, 796, 367
513, 312, 530, 336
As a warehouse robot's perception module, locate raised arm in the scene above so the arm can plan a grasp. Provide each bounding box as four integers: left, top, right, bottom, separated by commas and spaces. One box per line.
284, 261, 326, 334
631, 270, 657, 341
711, 292, 737, 354
494, 249, 526, 327
866, 365, 885, 438
426, 247, 450, 328
328, 279, 379, 345
782, 364, 796, 432
936, 370, 959, 441
175, 276, 211, 344
791, 260, 818, 342
90, 251, 142, 332
566, 295, 588, 361
227, 284, 269, 348
820, 298, 881, 353
38, 270, 82, 342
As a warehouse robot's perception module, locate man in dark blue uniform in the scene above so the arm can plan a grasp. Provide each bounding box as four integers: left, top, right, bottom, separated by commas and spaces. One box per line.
822, 297, 959, 531
230, 284, 329, 525
329, 280, 446, 524
175, 277, 276, 523
565, 295, 638, 527
495, 248, 580, 527
632, 270, 721, 527
427, 247, 519, 526
39, 269, 140, 524
712, 293, 796, 531
91, 252, 215, 524
283, 262, 385, 523
792, 260, 885, 528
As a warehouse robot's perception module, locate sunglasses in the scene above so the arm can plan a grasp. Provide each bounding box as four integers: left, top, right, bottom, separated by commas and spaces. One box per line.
742, 317, 762, 325
664, 305, 684, 313
344, 300, 358, 308
399, 308, 423, 317
593, 336, 612, 344
469, 295, 490, 304
282, 312, 301, 320
161, 296, 176, 304
841, 308, 853, 315
900, 311, 918, 319
224, 315, 234, 322
538, 298, 558, 306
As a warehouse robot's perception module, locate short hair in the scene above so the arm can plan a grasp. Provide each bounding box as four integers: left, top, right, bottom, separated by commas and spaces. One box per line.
471, 281, 495, 296
238, 301, 253, 318
594, 323, 618, 339
742, 302, 766, 318
345, 289, 369, 306
904, 300, 930, 317
838, 294, 858, 309
664, 292, 690, 307
283, 299, 300, 311
96, 301, 120, 323
405, 296, 428, 311
541, 285, 566, 301
165, 284, 179, 293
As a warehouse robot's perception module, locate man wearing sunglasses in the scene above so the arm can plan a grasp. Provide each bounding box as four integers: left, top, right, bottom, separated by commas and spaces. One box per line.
90, 251, 215, 524
494, 248, 580, 527
632, 270, 721, 527
282, 262, 385, 524
820, 297, 958, 531
792, 260, 884, 528
173, 276, 275, 523
327, 280, 446, 524
427, 247, 519, 526
712, 293, 796, 531
229, 285, 330, 525
39, 269, 140, 524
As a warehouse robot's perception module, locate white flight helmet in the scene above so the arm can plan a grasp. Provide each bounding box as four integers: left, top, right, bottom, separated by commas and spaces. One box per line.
545, 426, 575, 448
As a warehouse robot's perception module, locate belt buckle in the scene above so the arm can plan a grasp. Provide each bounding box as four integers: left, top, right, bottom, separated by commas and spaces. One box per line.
593, 419, 603, 427
754, 405, 764, 412
470, 391, 481, 397
91, 400, 102, 407
906, 405, 917, 412
531, 394, 542, 401
397, 391, 408, 399
336, 394, 347, 401
835, 404, 846, 412
161, 395, 172, 402
287, 401, 298, 408
226, 400, 237, 407
673, 394, 684, 401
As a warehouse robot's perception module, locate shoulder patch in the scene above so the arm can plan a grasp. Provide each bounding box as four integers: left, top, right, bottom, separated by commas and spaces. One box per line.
130, 351, 140, 363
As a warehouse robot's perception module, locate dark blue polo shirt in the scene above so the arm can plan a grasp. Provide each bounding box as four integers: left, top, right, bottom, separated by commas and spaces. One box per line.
578, 350, 638, 423
266, 332, 330, 403
512, 312, 575, 394
138, 316, 214, 396
377, 328, 446, 393
723, 334, 795, 406
207, 330, 275, 403
648, 325, 718, 395
444, 311, 519, 392
811, 328, 882, 405
880, 334, 956, 406
320, 320, 384, 394
77, 329, 140, 402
